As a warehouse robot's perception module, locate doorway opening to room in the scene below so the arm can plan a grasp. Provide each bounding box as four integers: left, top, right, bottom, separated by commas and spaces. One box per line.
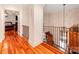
4, 10, 19, 34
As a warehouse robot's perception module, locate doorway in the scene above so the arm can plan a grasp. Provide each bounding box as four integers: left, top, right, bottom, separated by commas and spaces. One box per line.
4, 10, 19, 33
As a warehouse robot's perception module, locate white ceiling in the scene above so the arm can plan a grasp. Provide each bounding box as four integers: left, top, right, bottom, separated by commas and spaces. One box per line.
44, 4, 79, 14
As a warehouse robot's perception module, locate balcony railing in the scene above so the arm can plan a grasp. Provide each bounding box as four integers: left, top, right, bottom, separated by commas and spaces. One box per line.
43, 26, 69, 53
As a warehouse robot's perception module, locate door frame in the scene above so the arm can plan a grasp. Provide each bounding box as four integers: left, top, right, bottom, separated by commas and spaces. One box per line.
3, 9, 23, 37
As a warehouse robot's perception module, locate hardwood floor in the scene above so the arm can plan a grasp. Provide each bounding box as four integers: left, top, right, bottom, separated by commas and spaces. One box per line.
0, 30, 64, 54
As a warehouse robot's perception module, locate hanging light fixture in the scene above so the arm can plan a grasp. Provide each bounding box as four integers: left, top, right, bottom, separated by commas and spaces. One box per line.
61, 4, 66, 33
63, 4, 66, 29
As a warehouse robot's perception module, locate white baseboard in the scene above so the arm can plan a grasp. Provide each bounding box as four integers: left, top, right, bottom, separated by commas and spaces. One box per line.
29, 40, 43, 47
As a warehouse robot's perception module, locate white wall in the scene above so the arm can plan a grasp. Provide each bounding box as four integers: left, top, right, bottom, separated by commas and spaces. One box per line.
44, 5, 79, 28
0, 10, 5, 41
0, 5, 5, 41
44, 12, 63, 27
29, 5, 34, 46
5, 14, 16, 24
65, 7, 79, 28
22, 6, 30, 26
34, 5, 43, 46
29, 5, 43, 47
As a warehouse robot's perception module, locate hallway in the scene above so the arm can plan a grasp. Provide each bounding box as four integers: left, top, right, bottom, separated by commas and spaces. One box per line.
0, 31, 64, 54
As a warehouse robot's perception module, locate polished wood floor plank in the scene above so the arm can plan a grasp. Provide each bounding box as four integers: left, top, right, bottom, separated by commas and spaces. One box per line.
0, 30, 64, 54
0, 42, 2, 54
41, 42, 64, 54
2, 40, 8, 54
35, 45, 55, 54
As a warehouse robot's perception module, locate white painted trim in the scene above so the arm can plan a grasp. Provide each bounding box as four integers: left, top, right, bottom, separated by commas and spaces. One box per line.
29, 39, 43, 47
18, 12, 23, 36
1, 10, 5, 41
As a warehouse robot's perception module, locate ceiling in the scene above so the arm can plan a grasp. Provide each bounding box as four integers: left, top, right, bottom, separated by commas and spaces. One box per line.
44, 4, 79, 14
